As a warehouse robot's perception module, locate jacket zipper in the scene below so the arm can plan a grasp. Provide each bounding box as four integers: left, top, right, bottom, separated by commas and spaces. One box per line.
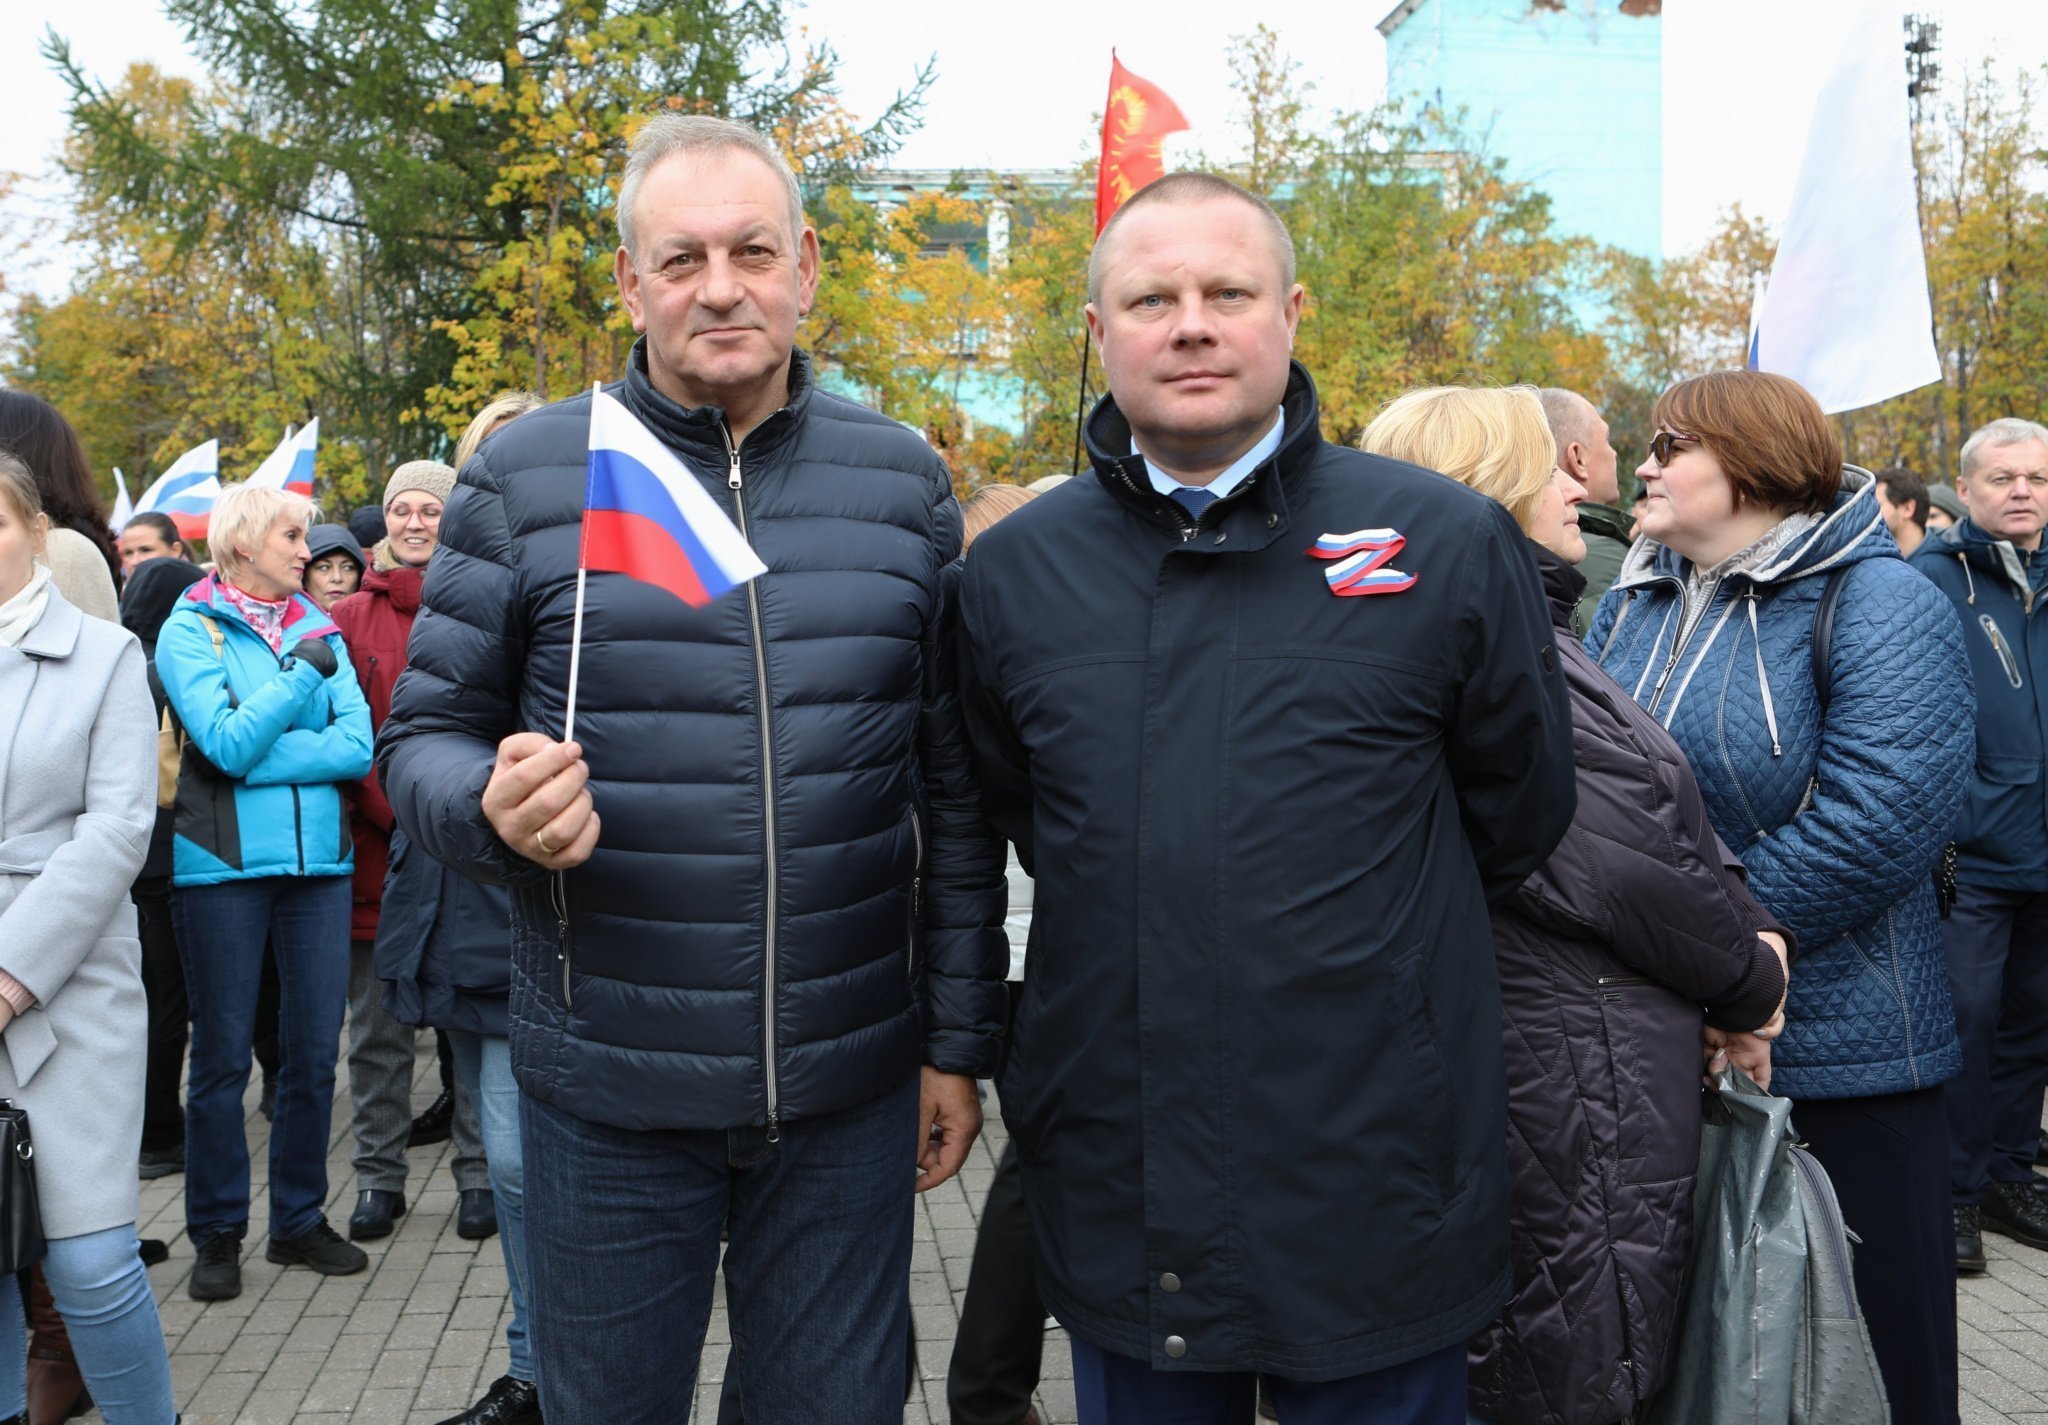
1980, 614, 2025, 689
551, 872, 573, 1011
908, 806, 925, 981
1884, 907, 1919, 1087
1108, 464, 1200, 540
1596, 973, 1649, 1001
1645, 576, 1725, 715
1790, 1145, 1858, 1309
728, 425, 783, 1141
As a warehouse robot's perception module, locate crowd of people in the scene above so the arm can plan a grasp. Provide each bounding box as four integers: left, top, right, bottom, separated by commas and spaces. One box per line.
2, 112, 2046, 1425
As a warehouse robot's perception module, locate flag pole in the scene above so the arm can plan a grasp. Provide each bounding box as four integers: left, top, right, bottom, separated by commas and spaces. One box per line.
563, 382, 599, 747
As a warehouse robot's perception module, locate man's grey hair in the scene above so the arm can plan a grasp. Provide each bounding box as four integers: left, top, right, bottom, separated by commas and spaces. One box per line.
1537, 388, 1598, 466
1086, 172, 1296, 306
615, 114, 806, 260
1960, 417, 2048, 481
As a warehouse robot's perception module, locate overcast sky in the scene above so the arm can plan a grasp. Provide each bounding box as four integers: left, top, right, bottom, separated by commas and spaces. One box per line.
4, 0, 2044, 303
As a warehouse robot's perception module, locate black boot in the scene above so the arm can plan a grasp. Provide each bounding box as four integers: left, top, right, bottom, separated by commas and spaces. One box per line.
433, 1375, 542, 1425
408, 1089, 454, 1147
1957, 1204, 1987, 1275
1983, 1179, 2048, 1251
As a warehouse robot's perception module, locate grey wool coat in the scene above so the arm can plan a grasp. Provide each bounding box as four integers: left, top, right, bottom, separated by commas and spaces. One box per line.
0, 586, 157, 1239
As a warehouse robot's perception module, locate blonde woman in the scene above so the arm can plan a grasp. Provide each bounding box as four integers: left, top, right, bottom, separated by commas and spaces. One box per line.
157, 482, 375, 1304
1362, 388, 1791, 1425
454, 391, 544, 473
0, 455, 173, 1423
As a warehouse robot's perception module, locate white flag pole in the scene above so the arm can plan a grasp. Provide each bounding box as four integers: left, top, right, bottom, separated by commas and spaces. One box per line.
562, 383, 599, 747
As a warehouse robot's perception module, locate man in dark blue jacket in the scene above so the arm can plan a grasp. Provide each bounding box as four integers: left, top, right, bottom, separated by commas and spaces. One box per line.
956, 173, 1574, 1424
376, 115, 1008, 1424
1912, 416, 2048, 1272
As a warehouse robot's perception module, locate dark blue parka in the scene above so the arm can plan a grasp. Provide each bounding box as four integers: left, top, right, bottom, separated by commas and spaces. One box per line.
1588, 471, 1973, 1100
1909, 519, 2048, 890
957, 366, 1575, 1381
375, 342, 1009, 1131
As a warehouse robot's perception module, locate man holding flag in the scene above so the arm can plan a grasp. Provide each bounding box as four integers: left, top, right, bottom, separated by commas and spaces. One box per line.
377, 114, 1007, 1425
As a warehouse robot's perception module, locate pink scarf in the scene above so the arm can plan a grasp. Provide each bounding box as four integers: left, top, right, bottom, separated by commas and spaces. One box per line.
218, 580, 294, 657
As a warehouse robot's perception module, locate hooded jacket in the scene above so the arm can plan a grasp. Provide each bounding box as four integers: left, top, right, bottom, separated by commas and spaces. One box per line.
376, 342, 1008, 1132
1908, 518, 2048, 889
956, 365, 1575, 1380
157, 573, 373, 886
1469, 546, 1787, 1425
120, 556, 205, 882
1587, 470, 1973, 1100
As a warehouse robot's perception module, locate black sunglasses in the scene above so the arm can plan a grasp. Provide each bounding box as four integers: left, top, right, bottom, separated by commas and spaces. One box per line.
1648, 430, 1702, 467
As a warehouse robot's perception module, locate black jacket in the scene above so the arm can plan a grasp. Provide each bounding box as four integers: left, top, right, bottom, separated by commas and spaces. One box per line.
376, 341, 1009, 1131
957, 366, 1575, 1380
1469, 548, 1787, 1425
119, 557, 206, 883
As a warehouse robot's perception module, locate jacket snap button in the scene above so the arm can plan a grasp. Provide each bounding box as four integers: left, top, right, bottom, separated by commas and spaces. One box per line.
1160, 1272, 1181, 1293
1266, 512, 1279, 528
1213, 531, 1227, 544
1164, 1335, 1187, 1358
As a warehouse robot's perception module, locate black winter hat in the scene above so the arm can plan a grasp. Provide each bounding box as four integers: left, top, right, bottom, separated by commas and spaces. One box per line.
119, 556, 206, 646
307, 523, 368, 573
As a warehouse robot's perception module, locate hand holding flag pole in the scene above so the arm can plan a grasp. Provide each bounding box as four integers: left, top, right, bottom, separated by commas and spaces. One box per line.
563, 384, 768, 745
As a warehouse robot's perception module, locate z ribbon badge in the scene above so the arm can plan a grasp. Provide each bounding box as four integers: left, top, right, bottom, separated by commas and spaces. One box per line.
1307, 529, 1418, 597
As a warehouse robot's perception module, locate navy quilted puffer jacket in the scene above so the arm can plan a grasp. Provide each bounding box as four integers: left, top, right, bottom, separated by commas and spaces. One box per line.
376, 342, 1009, 1132
1587, 470, 1973, 1100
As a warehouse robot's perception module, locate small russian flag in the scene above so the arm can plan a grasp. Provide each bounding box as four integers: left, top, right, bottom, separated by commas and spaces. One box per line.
137, 440, 222, 542
1306, 528, 1417, 597
581, 389, 766, 607
248, 419, 318, 499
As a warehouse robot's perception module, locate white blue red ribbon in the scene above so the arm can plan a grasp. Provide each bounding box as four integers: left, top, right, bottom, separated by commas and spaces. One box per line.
1306, 528, 1417, 597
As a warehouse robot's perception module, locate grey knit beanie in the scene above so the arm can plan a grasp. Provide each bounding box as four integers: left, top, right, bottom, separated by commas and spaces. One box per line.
382, 460, 457, 509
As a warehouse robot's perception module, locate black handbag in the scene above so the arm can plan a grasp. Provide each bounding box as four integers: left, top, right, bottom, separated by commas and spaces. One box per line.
0, 1098, 46, 1274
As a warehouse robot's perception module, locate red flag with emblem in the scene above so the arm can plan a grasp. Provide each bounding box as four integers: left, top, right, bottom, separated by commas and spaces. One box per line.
1095, 53, 1191, 235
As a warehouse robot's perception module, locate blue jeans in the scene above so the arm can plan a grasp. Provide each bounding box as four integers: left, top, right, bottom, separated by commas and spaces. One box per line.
1071, 1337, 1466, 1425
1942, 883, 2048, 1199
448, 1029, 533, 1384
521, 1076, 918, 1424
1, 1226, 174, 1424
173, 874, 351, 1243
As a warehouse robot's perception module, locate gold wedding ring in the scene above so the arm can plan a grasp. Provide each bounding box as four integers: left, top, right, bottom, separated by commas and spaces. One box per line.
534, 828, 555, 856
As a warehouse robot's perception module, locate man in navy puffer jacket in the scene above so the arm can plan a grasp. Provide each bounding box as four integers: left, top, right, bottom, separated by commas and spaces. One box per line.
1910, 417, 2048, 1271
376, 116, 1008, 1425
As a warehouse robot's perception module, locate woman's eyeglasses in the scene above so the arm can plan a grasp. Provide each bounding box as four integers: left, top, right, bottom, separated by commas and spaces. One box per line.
1648, 430, 1701, 467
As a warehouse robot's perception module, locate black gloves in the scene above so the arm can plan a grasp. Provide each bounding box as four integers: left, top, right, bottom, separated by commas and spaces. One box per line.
288, 637, 338, 678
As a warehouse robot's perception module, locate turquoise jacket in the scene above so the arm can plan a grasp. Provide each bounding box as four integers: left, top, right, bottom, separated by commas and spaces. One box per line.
157, 572, 373, 886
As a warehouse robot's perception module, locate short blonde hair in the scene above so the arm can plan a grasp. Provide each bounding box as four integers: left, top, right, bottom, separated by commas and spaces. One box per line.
454, 391, 545, 472
209, 483, 319, 581
1359, 386, 1556, 532
962, 483, 1036, 552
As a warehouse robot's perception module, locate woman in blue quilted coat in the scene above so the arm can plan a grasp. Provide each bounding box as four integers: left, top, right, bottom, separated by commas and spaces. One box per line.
1588, 370, 1974, 1425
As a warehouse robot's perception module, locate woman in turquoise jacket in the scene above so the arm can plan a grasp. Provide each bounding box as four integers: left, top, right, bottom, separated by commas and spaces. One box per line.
157, 482, 374, 1306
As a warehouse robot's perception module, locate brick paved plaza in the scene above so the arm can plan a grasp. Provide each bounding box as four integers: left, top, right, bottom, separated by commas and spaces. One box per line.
75, 1042, 2048, 1424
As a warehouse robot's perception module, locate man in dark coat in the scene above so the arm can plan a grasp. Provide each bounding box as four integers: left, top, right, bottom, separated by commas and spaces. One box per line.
1537, 387, 1629, 636
1910, 417, 2048, 1272
956, 172, 1575, 1423
375, 115, 1008, 1425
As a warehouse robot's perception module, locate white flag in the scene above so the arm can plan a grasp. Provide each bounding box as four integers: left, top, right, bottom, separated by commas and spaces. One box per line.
1748, 0, 1940, 414
110, 467, 134, 533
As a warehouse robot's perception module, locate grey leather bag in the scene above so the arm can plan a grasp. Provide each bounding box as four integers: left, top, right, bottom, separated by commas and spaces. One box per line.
1642, 1068, 1890, 1425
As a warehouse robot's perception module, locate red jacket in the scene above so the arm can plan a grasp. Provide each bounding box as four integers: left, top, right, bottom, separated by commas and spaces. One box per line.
331, 561, 423, 941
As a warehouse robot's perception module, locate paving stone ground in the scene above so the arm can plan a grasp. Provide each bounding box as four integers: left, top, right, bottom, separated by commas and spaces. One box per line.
78, 1041, 2048, 1424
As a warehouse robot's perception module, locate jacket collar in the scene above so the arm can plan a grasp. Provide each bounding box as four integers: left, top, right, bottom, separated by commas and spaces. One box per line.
363, 562, 425, 615
1576, 502, 1632, 544
1533, 542, 1587, 630
184, 570, 341, 641
1930, 517, 2047, 598
14, 584, 82, 660
1082, 361, 1322, 546
619, 335, 815, 468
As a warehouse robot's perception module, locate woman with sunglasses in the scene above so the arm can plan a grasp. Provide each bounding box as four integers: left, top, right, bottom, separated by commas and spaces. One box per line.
1588, 370, 1974, 1425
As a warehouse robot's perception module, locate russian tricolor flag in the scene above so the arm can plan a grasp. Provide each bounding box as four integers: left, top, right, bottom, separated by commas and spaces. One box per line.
248, 419, 318, 498
1306, 528, 1417, 597
136, 440, 221, 542
581, 389, 765, 607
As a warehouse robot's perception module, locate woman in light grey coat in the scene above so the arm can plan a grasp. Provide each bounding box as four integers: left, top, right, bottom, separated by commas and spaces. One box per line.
0, 454, 174, 1424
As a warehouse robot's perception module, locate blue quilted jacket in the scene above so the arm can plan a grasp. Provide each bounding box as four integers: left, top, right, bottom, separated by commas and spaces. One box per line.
1587, 471, 1973, 1100
1908, 520, 2048, 890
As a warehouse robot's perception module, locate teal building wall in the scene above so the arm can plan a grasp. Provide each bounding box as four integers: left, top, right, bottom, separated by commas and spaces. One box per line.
1381, 0, 1663, 258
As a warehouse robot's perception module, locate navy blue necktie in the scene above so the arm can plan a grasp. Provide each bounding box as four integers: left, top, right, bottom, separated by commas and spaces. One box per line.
1170, 487, 1218, 524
